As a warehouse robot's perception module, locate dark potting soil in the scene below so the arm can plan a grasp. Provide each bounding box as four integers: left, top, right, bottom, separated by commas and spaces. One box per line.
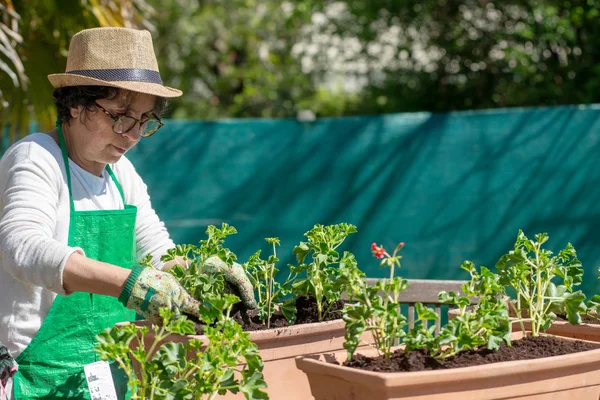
190, 296, 345, 335
342, 335, 598, 372
232, 296, 345, 332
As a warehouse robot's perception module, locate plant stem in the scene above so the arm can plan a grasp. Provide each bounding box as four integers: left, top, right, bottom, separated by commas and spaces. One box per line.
267, 242, 276, 329
181, 360, 201, 380
313, 265, 324, 321
533, 241, 542, 336
510, 302, 527, 335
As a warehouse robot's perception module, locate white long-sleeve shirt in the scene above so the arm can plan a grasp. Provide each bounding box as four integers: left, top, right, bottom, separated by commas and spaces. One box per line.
0, 133, 175, 358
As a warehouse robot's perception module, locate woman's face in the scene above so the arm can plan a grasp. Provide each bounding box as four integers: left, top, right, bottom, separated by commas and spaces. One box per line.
65, 90, 157, 175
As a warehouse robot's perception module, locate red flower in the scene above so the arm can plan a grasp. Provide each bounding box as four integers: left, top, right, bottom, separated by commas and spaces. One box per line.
371, 242, 386, 259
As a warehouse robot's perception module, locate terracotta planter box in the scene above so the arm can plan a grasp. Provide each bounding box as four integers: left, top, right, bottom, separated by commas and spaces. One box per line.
124, 319, 372, 400
295, 331, 600, 400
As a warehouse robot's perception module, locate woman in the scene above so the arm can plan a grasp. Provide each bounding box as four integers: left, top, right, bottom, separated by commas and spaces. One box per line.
0, 27, 255, 399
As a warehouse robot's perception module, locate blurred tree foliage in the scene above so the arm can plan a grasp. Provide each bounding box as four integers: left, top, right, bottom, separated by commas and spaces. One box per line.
333, 0, 600, 113
3, 0, 600, 131
149, 0, 321, 119
151, 0, 600, 118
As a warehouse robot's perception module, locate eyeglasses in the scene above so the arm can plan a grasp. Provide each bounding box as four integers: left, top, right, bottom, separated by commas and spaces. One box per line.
94, 102, 164, 138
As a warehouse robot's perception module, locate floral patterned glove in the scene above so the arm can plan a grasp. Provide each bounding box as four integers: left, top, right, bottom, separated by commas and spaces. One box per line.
118, 266, 201, 325
0, 344, 17, 400
201, 256, 257, 309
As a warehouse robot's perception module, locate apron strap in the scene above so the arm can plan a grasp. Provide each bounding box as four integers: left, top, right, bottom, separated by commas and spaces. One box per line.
56, 120, 127, 209
105, 165, 126, 204
56, 121, 76, 212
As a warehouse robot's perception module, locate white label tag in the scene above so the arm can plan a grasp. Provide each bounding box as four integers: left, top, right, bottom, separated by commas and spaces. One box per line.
84, 360, 118, 400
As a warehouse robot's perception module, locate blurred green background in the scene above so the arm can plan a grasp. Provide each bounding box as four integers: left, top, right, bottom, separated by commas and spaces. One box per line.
3, 1, 600, 131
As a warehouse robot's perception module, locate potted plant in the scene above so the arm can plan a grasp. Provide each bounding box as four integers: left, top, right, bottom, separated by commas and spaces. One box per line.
295, 235, 600, 400
122, 222, 372, 400
95, 295, 268, 399
498, 230, 600, 342
450, 230, 600, 342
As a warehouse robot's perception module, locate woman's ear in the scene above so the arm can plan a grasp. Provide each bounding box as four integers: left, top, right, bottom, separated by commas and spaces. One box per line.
69, 105, 83, 120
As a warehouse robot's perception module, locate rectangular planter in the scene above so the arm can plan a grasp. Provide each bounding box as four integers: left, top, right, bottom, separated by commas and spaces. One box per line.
295, 331, 600, 400
125, 319, 372, 400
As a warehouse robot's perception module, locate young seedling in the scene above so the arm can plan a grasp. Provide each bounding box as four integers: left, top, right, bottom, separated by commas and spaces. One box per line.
495, 230, 585, 336
244, 238, 298, 328
291, 223, 361, 322
159, 223, 238, 305
343, 242, 410, 359
436, 261, 511, 358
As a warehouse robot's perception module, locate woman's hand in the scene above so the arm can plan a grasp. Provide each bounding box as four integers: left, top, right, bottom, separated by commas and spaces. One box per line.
201, 256, 257, 309
118, 266, 201, 324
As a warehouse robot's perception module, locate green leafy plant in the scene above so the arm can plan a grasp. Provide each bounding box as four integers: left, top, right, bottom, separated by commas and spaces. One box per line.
400, 302, 439, 356
291, 223, 361, 322
161, 223, 238, 266
95, 294, 268, 400
495, 230, 586, 336
143, 222, 364, 333
244, 237, 297, 328
343, 242, 510, 362
434, 261, 511, 358
342, 230, 590, 368
159, 223, 238, 302
343, 242, 409, 359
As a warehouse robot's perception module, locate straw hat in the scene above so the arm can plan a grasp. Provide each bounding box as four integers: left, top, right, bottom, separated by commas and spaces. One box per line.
48, 27, 182, 98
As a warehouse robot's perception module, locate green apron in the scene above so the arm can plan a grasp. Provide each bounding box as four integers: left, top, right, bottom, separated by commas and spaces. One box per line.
12, 125, 137, 398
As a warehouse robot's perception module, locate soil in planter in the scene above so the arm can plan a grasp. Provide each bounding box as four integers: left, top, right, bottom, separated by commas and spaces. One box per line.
342, 335, 598, 372
189, 296, 345, 335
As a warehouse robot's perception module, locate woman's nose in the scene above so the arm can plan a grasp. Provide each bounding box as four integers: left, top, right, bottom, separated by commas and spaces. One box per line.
121, 122, 143, 141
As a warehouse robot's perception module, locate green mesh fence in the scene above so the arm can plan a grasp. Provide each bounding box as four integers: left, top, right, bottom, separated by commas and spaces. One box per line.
122, 105, 600, 296
7, 105, 600, 295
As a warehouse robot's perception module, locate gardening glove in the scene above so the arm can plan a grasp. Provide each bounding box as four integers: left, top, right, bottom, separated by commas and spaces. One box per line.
118, 265, 201, 325
201, 255, 257, 310
0, 343, 17, 400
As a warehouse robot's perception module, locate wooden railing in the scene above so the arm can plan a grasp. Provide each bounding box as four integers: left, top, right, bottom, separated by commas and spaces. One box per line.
360, 278, 475, 335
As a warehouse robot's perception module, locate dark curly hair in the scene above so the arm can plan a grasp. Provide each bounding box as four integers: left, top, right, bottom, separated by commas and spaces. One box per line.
53, 86, 167, 124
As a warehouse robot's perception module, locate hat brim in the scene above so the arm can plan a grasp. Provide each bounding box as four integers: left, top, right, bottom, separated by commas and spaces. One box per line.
47, 73, 182, 98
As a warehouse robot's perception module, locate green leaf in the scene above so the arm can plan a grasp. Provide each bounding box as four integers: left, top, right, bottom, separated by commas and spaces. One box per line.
153, 342, 187, 370
415, 302, 439, 321
487, 334, 504, 350
158, 379, 193, 400
292, 242, 310, 264
240, 370, 269, 400
219, 369, 237, 390
281, 298, 297, 325
564, 291, 586, 325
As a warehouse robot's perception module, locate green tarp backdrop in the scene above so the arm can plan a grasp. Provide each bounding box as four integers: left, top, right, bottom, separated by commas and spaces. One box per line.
122, 104, 600, 297
5, 105, 600, 295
